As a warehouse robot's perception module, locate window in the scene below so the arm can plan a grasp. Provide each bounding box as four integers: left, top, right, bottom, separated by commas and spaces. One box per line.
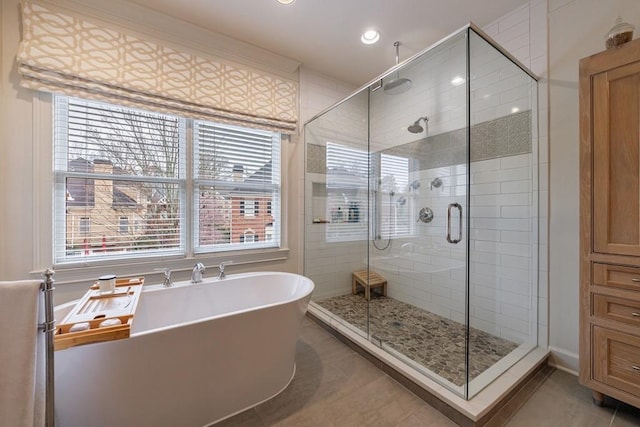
54, 96, 281, 264
241, 231, 257, 243
194, 120, 280, 252
79, 217, 90, 235
243, 199, 256, 217
239, 200, 260, 217
119, 216, 129, 234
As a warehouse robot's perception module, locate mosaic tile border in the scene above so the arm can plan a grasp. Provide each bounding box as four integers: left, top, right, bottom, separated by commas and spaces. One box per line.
306, 110, 532, 173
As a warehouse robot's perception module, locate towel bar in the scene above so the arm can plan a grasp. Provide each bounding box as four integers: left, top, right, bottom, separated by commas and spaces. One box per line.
40, 269, 55, 427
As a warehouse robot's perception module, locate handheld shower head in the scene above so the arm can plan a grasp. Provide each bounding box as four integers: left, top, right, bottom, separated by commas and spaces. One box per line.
408, 116, 429, 134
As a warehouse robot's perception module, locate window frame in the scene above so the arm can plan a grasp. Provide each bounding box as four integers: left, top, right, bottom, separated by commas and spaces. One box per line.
51, 95, 287, 269
191, 119, 282, 254
53, 96, 187, 263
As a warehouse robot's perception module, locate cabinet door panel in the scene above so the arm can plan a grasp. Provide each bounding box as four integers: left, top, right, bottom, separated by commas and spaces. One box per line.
593, 62, 640, 256
593, 326, 640, 397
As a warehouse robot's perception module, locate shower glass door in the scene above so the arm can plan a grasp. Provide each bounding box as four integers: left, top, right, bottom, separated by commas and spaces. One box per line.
466, 28, 538, 398
367, 30, 471, 394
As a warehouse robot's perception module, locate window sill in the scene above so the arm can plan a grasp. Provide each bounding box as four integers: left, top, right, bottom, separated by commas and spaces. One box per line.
32, 247, 290, 288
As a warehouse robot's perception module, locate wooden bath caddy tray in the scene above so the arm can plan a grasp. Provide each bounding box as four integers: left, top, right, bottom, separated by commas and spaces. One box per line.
54, 277, 144, 351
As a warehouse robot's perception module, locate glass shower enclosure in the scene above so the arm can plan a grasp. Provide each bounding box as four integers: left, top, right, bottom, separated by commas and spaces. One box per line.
304, 25, 538, 399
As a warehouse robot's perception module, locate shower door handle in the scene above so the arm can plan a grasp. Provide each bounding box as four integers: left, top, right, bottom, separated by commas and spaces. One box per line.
446, 203, 463, 244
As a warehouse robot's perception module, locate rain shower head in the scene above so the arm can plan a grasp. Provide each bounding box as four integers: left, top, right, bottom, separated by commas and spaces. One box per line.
408, 116, 429, 134
383, 42, 412, 95
383, 77, 413, 94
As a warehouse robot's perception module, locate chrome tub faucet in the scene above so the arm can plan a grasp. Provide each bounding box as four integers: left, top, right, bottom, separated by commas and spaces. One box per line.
191, 262, 206, 284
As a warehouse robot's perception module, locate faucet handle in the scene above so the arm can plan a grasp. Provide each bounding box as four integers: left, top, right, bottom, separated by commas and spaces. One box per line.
217, 261, 232, 278
154, 268, 173, 287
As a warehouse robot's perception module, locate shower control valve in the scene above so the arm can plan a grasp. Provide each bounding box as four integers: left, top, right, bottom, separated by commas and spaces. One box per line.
417, 207, 434, 223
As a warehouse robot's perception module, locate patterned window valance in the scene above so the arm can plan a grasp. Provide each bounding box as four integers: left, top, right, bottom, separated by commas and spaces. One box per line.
17, 1, 298, 132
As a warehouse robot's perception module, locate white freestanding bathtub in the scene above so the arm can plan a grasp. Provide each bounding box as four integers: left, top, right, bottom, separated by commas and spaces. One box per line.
54, 272, 314, 427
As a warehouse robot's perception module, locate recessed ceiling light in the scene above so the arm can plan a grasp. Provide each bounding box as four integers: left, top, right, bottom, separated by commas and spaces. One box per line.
511, 107, 520, 113
451, 76, 465, 86
361, 30, 380, 45
276, 0, 295, 4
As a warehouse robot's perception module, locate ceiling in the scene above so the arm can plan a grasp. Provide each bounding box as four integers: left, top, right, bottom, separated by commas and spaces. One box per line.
126, 0, 530, 86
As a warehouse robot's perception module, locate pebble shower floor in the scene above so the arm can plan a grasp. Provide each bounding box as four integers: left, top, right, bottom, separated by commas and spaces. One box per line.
317, 294, 517, 386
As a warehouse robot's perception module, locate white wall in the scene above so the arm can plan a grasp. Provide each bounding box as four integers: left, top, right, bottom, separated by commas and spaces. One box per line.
547, 0, 640, 373
0, 1, 6, 280
0, 0, 37, 285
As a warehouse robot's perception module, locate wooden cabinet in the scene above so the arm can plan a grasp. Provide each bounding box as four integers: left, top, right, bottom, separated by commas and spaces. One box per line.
580, 37, 640, 409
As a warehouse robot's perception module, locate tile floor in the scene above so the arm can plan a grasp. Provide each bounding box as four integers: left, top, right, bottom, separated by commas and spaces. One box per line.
218, 317, 640, 426
316, 294, 517, 386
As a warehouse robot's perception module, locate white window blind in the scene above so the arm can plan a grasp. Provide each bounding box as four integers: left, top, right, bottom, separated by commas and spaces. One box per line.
325, 142, 369, 242
54, 96, 186, 263
194, 121, 281, 252
54, 96, 282, 264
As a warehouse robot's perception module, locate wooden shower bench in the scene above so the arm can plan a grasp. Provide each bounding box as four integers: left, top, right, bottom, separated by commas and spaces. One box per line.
352, 270, 387, 300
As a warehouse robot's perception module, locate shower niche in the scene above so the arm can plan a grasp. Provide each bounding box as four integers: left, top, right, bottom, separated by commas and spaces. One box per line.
304, 24, 542, 410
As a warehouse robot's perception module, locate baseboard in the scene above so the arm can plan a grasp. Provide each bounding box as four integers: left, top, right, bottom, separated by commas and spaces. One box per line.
547, 346, 579, 375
